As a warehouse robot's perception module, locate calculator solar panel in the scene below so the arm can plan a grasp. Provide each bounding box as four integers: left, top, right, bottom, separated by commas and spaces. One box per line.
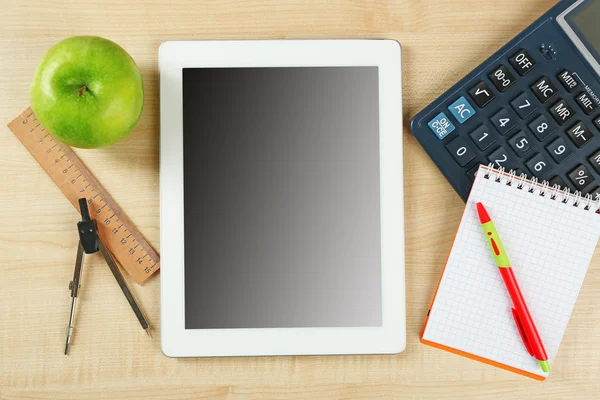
410, 0, 600, 201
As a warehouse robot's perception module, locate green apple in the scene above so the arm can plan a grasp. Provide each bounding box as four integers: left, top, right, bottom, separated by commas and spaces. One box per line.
30, 36, 144, 148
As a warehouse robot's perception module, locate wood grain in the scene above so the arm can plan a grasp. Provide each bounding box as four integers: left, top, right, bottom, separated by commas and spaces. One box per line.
1, 0, 599, 399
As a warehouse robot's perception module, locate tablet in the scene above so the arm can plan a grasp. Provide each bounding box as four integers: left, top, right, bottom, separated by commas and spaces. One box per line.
159, 40, 405, 357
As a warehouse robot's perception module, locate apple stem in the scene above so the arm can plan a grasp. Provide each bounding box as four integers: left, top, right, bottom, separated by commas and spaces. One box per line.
77, 85, 87, 97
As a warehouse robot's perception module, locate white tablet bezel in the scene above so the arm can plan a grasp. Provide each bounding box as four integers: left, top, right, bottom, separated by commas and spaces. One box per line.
159, 40, 405, 357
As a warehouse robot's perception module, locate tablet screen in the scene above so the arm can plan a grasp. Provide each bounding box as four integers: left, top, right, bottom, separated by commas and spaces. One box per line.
182, 67, 382, 329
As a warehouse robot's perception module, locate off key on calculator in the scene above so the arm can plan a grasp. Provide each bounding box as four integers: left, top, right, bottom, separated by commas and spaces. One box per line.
508, 49, 536, 76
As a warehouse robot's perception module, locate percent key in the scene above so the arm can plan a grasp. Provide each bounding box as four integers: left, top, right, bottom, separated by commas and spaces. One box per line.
569, 164, 594, 191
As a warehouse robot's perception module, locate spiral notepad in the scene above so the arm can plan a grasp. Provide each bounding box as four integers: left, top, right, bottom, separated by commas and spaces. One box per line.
421, 165, 600, 380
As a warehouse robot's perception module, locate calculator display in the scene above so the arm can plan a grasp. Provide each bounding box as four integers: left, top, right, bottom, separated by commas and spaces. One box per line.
570, 0, 600, 59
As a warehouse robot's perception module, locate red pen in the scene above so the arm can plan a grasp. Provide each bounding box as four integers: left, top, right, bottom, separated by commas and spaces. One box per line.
476, 202, 550, 372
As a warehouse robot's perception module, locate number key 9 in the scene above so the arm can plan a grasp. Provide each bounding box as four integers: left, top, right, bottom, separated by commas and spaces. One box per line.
545, 137, 573, 163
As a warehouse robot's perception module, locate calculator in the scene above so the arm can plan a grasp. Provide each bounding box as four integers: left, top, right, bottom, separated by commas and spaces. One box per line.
410, 0, 600, 201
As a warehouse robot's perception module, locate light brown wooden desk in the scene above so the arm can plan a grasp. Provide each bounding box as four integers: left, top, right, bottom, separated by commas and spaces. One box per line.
1, 0, 599, 398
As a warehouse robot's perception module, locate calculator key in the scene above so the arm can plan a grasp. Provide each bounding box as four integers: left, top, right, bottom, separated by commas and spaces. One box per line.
487, 146, 514, 169
548, 99, 575, 125
509, 49, 536, 76
568, 164, 594, 191
448, 96, 476, 124
545, 137, 573, 163
468, 124, 496, 150
510, 92, 535, 119
466, 163, 483, 181
513, 168, 529, 179
528, 114, 556, 141
557, 70, 579, 93
508, 131, 533, 157
587, 148, 600, 174
445, 137, 475, 167
575, 92, 598, 115
531, 76, 557, 103
566, 121, 593, 148
585, 187, 600, 200
593, 115, 600, 131
468, 81, 495, 108
490, 108, 517, 135
427, 112, 455, 140
488, 65, 516, 92
525, 153, 552, 177
549, 176, 567, 190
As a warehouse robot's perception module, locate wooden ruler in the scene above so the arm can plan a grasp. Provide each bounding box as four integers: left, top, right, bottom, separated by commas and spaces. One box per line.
8, 107, 159, 284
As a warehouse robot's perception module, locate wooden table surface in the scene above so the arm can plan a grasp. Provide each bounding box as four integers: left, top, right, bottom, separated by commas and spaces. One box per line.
2, 0, 600, 398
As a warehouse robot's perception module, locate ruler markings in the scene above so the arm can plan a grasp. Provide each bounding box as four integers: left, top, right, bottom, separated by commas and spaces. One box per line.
7, 107, 159, 284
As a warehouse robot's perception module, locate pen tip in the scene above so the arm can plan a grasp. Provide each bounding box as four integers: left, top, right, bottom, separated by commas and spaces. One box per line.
145, 328, 152, 338
476, 202, 491, 223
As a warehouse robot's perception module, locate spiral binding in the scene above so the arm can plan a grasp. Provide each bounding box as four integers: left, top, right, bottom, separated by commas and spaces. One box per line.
482, 164, 600, 214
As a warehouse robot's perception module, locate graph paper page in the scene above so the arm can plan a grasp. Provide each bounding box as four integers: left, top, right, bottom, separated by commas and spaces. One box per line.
423, 166, 600, 378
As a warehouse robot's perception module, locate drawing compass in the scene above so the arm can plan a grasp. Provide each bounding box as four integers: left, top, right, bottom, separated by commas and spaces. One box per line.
65, 198, 151, 354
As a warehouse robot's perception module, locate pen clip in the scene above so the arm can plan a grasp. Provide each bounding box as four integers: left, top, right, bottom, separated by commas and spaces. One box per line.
512, 308, 534, 356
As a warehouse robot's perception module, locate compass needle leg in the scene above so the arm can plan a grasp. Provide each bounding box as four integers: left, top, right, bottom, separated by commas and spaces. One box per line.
65, 243, 85, 355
